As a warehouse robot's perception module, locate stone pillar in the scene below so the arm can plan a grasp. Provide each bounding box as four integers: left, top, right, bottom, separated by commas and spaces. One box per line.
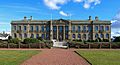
27, 23, 30, 38
57, 25, 59, 40
50, 20, 53, 40
69, 21, 72, 40
63, 25, 65, 40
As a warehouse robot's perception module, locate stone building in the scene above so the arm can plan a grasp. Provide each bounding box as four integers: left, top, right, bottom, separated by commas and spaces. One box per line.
11, 16, 111, 41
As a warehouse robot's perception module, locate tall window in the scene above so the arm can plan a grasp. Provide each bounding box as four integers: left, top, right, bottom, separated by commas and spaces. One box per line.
24, 26, 27, 31
106, 33, 109, 38
24, 33, 27, 38
19, 33, 22, 39
83, 26, 86, 32
65, 26, 69, 32
105, 26, 109, 31
36, 26, 39, 32
78, 34, 81, 39
88, 26, 92, 32
14, 26, 16, 30
41, 26, 44, 32
46, 26, 50, 32
19, 26, 21, 30
72, 26, 75, 32
31, 34, 34, 38
100, 34, 104, 38
14, 33, 17, 38
30, 26, 34, 31
95, 33, 99, 38
100, 25, 104, 31
36, 34, 39, 38
78, 26, 81, 32
72, 34, 76, 38
42, 34, 45, 39
95, 26, 98, 31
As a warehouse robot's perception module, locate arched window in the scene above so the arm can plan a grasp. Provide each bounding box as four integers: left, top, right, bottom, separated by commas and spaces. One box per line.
42, 34, 45, 39
72, 26, 75, 32
72, 34, 76, 38
41, 26, 44, 32
106, 26, 109, 31
36, 26, 39, 32
78, 34, 81, 39
19, 33, 22, 39
14, 33, 17, 38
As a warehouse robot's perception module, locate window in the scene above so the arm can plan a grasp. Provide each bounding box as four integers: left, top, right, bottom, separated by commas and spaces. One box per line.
65, 26, 69, 32
95, 33, 99, 38
100, 34, 104, 38
19, 26, 21, 30
72, 26, 75, 32
88, 26, 92, 32
106, 33, 109, 38
14, 33, 17, 38
30, 26, 34, 31
72, 34, 76, 38
78, 26, 81, 32
83, 26, 86, 32
24, 33, 27, 38
65, 34, 69, 39
95, 26, 98, 31
41, 26, 44, 32
36, 26, 39, 32
14, 26, 16, 30
53, 26, 57, 32
100, 25, 104, 31
105, 26, 109, 31
78, 34, 81, 39
46, 26, 50, 32
24, 26, 27, 31
31, 34, 34, 38
83, 34, 86, 39
42, 34, 45, 39
19, 33, 22, 39
36, 34, 39, 38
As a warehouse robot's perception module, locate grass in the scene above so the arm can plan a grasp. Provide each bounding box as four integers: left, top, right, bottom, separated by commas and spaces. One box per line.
0, 50, 40, 65
76, 50, 120, 65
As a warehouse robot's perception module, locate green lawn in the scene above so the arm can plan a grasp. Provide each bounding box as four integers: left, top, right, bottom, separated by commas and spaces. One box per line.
0, 50, 40, 65
76, 50, 120, 65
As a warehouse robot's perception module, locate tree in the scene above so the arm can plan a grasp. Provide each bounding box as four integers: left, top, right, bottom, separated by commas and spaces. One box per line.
113, 36, 120, 42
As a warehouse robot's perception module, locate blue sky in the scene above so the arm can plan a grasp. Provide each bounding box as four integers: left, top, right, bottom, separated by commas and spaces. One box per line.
0, 0, 120, 37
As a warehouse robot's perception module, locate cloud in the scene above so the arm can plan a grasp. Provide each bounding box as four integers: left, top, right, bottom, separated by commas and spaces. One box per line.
43, 0, 69, 10
43, 0, 101, 10
59, 11, 70, 16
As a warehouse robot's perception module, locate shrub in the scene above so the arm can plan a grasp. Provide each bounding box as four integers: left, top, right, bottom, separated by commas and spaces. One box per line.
37, 37, 43, 41
8, 38, 21, 44
103, 39, 109, 42
23, 38, 40, 44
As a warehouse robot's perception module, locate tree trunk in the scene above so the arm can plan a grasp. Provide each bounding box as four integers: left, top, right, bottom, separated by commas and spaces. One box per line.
89, 43, 91, 49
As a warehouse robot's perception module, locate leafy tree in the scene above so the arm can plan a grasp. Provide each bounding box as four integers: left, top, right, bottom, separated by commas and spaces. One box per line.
8, 38, 21, 44
23, 38, 40, 44
113, 36, 120, 42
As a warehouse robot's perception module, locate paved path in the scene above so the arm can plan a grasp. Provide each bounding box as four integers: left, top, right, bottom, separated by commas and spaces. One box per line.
21, 48, 89, 65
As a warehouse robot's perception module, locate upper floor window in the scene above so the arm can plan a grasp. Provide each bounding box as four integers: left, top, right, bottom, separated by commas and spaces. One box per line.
30, 26, 34, 31
53, 26, 57, 32
65, 26, 69, 32
72, 26, 75, 32
24, 26, 27, 31
14, 26, 16, 30
83, 26, 86, 32
46, 26, 50, 32
95, 26, 98, 31
18, 26, 21, 30
78, 26, 81, 32
88, 26, 92, 32
105, 26, 109, 31
36, 26, 39, 32
100, 25, 104, 31
41, 26, 44, 32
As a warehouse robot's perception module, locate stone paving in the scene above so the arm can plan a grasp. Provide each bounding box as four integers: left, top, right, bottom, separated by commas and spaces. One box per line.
21, 48, 89, 65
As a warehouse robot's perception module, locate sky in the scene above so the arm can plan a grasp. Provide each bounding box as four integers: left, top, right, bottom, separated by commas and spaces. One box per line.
0, 0, 120, 37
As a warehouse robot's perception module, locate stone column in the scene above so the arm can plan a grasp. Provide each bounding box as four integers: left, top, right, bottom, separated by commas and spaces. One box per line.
69, 21, 72, 40
57, 25, 59, 40
50, 20, 53, 40
27, 23, 30, 38
63, 25, 65, 40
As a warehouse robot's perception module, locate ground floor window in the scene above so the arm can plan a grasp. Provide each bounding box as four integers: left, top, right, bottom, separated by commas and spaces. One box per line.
72, 34, 76, 39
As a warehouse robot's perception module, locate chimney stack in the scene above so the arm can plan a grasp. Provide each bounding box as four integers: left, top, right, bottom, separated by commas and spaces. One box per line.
24, 16, 27, 21
30, 16, 32, 20
95, 16, 98, 21
89, 16, 92, 20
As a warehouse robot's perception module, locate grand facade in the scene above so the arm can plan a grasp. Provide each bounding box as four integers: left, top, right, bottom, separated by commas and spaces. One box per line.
11, 16, 111, 41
